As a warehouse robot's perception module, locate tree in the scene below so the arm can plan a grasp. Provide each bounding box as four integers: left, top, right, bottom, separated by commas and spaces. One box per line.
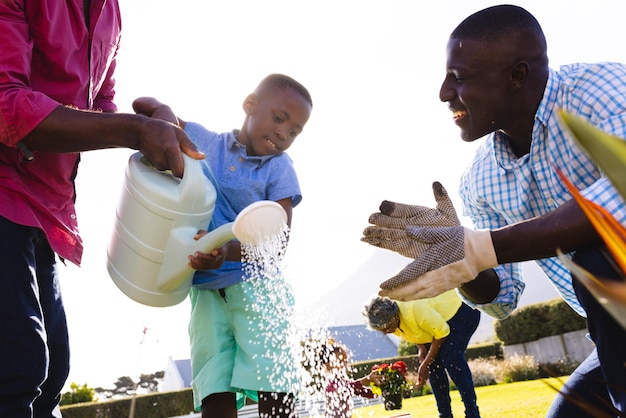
398, 340, 418, 356
94, 371, 165, 399
60, 382, 96, 405
138, 371, 165, 393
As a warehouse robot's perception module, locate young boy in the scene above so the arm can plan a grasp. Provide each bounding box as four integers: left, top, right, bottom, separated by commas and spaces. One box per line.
133, 73, 313, 418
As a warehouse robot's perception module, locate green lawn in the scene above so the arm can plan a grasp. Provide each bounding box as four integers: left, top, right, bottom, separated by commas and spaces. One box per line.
333, 376, 566, 418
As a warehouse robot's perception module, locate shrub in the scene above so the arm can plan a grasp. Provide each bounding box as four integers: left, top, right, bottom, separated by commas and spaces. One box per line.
466, 341, 503, 360
499, 354, 540, 383
398, 340, 418, 356
60, 383, 96, 406
60, 389, 194, 418
538, 359, 579, 378
468, 358, 498, 387
495, 298, 586, 345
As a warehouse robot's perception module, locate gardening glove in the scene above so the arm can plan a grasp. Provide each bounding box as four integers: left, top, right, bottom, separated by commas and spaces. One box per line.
361, 182, 460, 259
378, 226, 499, 300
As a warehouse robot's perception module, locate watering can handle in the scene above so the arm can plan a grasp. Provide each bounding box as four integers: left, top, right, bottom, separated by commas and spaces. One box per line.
178, 153, 206, 207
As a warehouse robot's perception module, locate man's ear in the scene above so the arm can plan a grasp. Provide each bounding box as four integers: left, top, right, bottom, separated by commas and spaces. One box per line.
510, 61, 530, 88
242, 93, 258, 115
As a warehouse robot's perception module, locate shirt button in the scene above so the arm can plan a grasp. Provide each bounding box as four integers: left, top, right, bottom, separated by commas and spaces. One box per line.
239, 156, 244, 162
533, 155, 540, 162
229, 166, 236, 172
70, 214, 76, 219
547, 198, 555, 206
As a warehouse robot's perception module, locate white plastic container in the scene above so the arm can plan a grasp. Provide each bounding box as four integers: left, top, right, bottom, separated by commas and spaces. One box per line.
106, 152, 288, 307
107, 152, 219, 307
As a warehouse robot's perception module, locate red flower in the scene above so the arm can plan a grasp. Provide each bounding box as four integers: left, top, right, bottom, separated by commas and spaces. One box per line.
391, 361, 407, 376
370, 361, 410, 395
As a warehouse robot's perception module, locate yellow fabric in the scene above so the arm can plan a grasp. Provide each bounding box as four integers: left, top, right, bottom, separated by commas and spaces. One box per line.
393, 290, 462, 344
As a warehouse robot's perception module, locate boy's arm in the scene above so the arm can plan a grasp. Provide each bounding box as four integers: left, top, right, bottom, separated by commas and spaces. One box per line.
275, 196, 294, 229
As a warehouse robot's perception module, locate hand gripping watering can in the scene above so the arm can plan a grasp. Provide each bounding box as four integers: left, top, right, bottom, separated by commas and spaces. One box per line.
106, 152, 287, 307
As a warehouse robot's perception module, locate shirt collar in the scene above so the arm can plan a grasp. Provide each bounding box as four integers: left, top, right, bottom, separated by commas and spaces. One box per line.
490, 69, 558, 169
226, 129, 279, 167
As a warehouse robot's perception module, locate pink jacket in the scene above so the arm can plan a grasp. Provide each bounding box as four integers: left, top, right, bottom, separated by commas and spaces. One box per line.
0, 0, 121, 264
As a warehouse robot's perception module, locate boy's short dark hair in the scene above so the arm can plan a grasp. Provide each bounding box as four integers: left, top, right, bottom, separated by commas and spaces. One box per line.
256, 73, 313, 108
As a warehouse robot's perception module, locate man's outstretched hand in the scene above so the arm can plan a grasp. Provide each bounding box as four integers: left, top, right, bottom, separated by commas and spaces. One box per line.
377, 226, 498, 300
361, 182, 460, 259
361, 181, 498, 299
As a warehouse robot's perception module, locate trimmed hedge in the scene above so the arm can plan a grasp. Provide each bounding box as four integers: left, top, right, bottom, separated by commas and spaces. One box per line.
60, 389, 194, 418
494, 297, 586, 345
466, 341, 503, 360
399, 338, 502, 361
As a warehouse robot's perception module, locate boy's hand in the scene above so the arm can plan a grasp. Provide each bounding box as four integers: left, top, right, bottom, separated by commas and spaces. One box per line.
188, 230, 227, 270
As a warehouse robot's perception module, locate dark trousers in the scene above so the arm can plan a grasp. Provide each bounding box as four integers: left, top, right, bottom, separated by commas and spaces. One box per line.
0, 216, 69, 417
547, 246, 626, 418
428, 302, 482, 418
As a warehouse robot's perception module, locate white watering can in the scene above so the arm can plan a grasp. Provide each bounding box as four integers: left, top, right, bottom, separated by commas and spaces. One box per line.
106, 152, 287, 307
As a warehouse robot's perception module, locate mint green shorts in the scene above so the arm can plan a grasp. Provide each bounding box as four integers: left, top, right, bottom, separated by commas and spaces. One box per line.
188, 278, 299, 410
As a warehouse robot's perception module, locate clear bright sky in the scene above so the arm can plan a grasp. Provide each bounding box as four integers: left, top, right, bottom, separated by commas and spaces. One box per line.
59, 0, 626, 391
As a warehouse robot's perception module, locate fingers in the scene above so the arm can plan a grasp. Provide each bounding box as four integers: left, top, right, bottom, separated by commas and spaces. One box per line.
366, 212, 412, 229
362, 226, 431, 259
378, 258, 451, 301
361, 230, 413, 255
379, 200, 433, 218
139, 121, 205, 178
368, 204, 445, 229
431, 181, 447, 200
361, 225, 407, 242
179, 133, 205, 160
369, 182, 460, 229
379, 259, 430, 290
162, 146, 184, 178
378, 274, 439, 301
405, 225, 463, 244
379, 266, 463, 301
378, 182, 449, 218
167, 130, 204, 178
432, 181, 460, 223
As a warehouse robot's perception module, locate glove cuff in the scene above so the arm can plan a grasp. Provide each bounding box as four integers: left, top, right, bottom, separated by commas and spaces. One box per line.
464, 229, 498, 277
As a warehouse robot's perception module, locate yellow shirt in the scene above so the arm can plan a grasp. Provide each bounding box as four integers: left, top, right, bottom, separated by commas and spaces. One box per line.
393, 290, 462, 344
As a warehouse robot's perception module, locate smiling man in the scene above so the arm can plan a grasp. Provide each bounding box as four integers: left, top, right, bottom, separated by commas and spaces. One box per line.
362, 4, 626, 417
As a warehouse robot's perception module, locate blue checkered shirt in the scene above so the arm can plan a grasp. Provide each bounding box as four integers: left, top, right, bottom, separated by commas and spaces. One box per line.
459, 62, 626, 319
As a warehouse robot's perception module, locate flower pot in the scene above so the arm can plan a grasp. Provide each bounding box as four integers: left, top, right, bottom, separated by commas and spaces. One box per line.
383, 391, 403, 410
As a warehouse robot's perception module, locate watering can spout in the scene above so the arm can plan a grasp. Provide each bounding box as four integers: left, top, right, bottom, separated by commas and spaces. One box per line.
156, 201, 288, 292
155, 223, 235, 291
